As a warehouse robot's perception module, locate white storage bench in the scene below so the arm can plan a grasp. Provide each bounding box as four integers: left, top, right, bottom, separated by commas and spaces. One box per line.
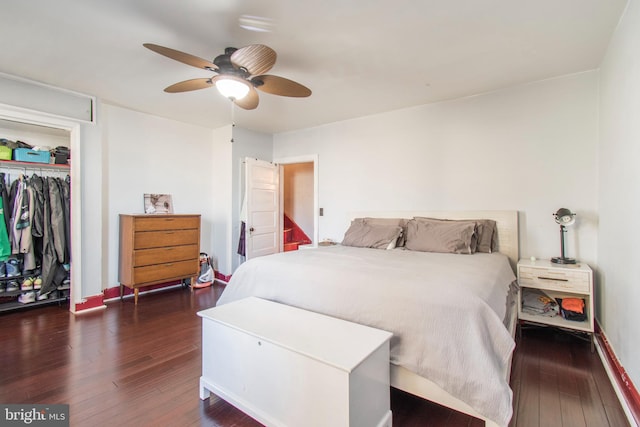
198, 297, 393, 427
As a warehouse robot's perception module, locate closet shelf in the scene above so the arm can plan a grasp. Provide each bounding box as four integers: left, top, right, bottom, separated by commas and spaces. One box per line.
0, 159, 70, 171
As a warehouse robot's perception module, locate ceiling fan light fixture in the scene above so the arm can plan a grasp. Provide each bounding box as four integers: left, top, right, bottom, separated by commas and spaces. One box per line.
215, 77, 250, 100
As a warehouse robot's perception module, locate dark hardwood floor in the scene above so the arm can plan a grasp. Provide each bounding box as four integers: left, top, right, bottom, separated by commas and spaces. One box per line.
0, 284, 630, 427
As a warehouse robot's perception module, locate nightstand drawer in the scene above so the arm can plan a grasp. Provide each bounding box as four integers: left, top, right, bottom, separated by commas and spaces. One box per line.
518, 266, 590, 293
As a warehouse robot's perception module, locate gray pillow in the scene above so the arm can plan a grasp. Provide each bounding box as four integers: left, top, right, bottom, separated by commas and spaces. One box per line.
474, 219, 497, 253
412, 217, 478, 253
342, 221, 403, 250
353, 217, 408, 247
405, 219, 476, 254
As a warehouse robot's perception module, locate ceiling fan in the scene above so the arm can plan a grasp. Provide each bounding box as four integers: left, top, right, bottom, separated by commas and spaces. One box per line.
143, 43, 311, 110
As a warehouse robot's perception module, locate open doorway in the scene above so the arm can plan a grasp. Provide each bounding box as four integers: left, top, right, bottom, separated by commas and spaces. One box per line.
282, 162, 313, 250
276, 155, 319, 252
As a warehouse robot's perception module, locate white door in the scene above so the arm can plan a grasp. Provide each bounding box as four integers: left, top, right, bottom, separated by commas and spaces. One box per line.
245, 158, 280, 259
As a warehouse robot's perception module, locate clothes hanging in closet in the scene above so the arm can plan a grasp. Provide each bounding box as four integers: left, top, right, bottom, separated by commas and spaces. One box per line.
2, 173, 71, 296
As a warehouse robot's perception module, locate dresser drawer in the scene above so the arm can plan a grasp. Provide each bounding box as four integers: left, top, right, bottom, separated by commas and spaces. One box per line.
134, 229, 199, 249
133, 259, 198, 284
518, 266, 590, 293
134, 216, 200, 232
133, 244, 199, 267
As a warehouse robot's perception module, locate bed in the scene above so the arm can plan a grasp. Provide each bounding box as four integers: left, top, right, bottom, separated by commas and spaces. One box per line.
217, 210, 519, 427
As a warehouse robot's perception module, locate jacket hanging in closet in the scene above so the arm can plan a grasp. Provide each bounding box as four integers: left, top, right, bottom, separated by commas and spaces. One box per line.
4, 173, 71, 296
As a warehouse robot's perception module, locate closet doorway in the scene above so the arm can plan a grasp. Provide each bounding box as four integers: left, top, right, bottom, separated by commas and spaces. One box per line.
276, 155, 318, 251
0, 108, 82, 314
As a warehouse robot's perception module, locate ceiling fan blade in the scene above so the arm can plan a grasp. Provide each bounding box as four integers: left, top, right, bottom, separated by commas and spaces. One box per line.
164, 78, 213, 93
230, 44, 276, 76
144, 43, 218, 71
252, 75, 312, 97
233, 86, 259, 110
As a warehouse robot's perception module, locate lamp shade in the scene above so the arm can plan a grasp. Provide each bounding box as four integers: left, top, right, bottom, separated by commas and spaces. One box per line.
553, 208, 576, 226
215, 77, 250, 100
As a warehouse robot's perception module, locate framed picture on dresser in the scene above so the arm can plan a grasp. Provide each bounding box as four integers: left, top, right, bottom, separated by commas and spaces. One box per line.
144, 193, 174, 214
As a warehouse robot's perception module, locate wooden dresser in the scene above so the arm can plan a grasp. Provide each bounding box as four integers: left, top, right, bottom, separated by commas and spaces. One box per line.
119, 214, 201, 304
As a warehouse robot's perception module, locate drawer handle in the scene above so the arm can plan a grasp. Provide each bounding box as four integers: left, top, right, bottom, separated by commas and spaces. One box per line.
538, 276, 568, 282
165, 263, 174, 267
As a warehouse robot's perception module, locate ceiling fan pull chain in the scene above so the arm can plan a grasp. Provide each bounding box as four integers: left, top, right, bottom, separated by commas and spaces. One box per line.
230, 102, 235, 143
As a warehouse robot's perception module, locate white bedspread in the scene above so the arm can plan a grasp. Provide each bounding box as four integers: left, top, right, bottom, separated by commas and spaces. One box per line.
217, 246, 516, 426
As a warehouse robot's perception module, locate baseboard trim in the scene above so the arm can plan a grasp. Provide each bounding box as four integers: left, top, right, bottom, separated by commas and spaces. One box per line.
73, 304, 107, 314
214, 271, 231, 283
595, 321, 640, 427
74, 294, 106, 313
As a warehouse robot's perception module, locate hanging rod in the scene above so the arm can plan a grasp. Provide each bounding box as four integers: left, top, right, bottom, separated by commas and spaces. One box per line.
0, 161, 70, 179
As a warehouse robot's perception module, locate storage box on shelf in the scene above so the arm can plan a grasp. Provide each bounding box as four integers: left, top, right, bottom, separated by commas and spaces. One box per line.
0, 145, 12, 160
13, 148, 51, 164
517, 258, 594, 349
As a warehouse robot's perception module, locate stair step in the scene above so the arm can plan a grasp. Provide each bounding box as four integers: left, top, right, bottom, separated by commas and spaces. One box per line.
283, 242, 300, 252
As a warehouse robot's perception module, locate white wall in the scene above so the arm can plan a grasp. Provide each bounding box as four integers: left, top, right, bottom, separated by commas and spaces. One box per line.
598, 0, 640, 391
210, 124, 233, 276
104, 104, 216, 289
274, 71, 599, 265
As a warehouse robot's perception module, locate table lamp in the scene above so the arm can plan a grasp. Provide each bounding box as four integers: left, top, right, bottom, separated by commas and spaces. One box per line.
551, 208, 576, 264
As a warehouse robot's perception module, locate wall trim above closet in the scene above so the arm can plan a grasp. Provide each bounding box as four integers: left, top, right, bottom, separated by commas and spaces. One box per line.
0, 103, 85, 313
0, 72, 95, 123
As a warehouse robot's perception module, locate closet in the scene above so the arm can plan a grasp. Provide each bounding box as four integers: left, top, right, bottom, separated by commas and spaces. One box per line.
0, 120, 71, 313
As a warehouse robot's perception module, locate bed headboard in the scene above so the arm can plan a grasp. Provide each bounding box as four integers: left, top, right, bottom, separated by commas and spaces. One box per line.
348, 210, 519, 271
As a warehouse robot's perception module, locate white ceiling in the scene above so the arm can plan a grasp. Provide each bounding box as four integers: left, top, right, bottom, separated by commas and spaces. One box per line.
0, 0, 628, 134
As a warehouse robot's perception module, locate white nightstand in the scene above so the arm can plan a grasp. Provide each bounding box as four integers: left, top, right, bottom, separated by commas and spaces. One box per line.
517, 259, 594, 350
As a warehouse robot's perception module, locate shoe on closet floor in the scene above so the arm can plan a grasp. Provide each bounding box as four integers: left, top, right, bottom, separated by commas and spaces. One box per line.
36, 292, 48, 301
6, 280, 19, 292
5, 258, 21, 277
33, 276, 42, 290
18, 291, 36, 304
21, 277, 34, 290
